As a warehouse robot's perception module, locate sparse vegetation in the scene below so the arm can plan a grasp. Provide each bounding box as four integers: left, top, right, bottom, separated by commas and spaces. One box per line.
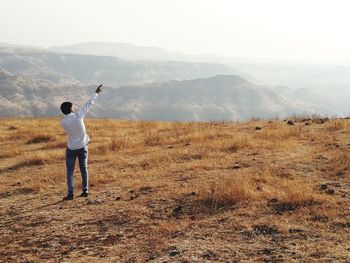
0, 117, 349, 262
26, 134, 53, 144
200, 167, 324, 211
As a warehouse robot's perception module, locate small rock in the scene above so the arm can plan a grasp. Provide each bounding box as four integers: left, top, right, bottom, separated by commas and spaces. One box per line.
141, 162, 149, 169
311, 215, 329, 222
173, 205, 183, 214
184, 142, 191, 146
168, 246, 180, 257
129, 194, 140, 200
169, 250, 179, 257
87, 199, 103, 205
287, 120, 294, 125
255, 127, 262, 130
115, 196, 121, 201
319, 184, 328, 190
319, 184, 335, 194
252, 224, 279, 236
201, 250, 217, 260
318, 118, 329, 124
190, 192, 196, 196
260, 248, 274, 255
232, 164, 241, 169
288, 228, 303, 233
147, 256, 156, 261
336, 171, 344, 176
305, 122, 310, 126
325, 189, 335, 195
267, 198, 279, 205
139, 186, 153, 193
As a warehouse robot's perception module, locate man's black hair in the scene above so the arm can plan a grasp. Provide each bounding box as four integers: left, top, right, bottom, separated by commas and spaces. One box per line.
60, 102, 73, 115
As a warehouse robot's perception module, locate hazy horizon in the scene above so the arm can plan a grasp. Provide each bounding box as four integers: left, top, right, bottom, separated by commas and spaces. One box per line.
1, 0, 350, 64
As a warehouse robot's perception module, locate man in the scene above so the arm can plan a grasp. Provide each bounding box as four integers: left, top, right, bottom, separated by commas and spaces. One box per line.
60, 85, 102, 200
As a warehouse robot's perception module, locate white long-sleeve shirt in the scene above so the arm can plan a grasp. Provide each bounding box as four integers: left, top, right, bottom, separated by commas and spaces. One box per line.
61, 93, 98, 150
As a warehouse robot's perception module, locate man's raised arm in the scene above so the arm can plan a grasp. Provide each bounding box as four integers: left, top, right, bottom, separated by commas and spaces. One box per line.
76, 85, 103, 119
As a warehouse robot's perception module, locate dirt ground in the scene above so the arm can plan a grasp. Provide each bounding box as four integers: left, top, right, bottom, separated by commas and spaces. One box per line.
0, 117, 349, 262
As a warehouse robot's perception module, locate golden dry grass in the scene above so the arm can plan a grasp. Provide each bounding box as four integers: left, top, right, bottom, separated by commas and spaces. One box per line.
0, 117, 349, 262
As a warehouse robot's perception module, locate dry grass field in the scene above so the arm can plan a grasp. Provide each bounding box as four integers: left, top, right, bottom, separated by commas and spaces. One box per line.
0, 117, 349, 262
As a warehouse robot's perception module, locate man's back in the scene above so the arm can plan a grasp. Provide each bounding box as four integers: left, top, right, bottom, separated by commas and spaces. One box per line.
61, 93, 98, 150
61, 113, 89, 150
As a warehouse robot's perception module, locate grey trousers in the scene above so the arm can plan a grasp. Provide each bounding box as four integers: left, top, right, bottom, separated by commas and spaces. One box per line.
66, 146, 89, 196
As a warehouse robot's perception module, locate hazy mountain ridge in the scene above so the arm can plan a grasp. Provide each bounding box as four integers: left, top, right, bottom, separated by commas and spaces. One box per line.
98, 74, 318, 121
0, 68, 93, 116
49, 42, 193, 61
0, 68, 318, 120
0, 45, 235, 87
49, 42, 350, 116
0, 43, 344, 119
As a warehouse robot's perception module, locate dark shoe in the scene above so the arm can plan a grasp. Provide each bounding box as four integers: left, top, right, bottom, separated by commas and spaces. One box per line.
80, 192, 89, 197
63, 195, 74, 201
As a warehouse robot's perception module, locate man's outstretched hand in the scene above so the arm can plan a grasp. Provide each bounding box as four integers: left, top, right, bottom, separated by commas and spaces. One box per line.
95, 84, 103, 94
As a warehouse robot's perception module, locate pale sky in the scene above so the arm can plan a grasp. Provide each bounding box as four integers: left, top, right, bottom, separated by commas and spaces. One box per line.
1, 0, 350, 62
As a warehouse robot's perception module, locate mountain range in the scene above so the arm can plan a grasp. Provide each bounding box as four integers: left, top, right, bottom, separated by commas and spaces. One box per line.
0, 67, 317, 120
0, 42, 345, 119
0, 45, 234, 87
98, 74, 316, 121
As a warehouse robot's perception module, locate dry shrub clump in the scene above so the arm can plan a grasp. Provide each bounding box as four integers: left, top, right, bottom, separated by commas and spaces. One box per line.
326, 152, 350, 177
26, 134, 54, 144
257, 125, 304, 140
222, 135, 253, 153
89, 136, 130, 155
6, 152, 62, 172
42, 140, 66, 150
201, 175, 256, 209
143, 129, 163, 146
111, 137, 129, 151
0, 147, 21, 159
324, 120, 345, 132
200, 167, 323, 212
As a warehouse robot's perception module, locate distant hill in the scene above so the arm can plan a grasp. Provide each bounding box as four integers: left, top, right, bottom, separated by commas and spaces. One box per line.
272, 86, 332, 116
49, 42, 195, 61
47, 43, 350, 116
0, 46, 234, 87
0, 70, 318, 120
0, 43, 345, 118
0, 68, 92, 117
97, 74, 317, 121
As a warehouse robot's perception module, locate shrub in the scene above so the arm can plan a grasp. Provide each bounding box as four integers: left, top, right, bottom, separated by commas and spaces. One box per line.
111, 137, 128, 151
27, 135, 53, 144
143, 129, 163, 146
199, 168, 323, 211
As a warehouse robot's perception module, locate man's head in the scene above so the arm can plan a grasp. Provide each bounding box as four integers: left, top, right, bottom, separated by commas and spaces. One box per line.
60, 102, 73, 115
